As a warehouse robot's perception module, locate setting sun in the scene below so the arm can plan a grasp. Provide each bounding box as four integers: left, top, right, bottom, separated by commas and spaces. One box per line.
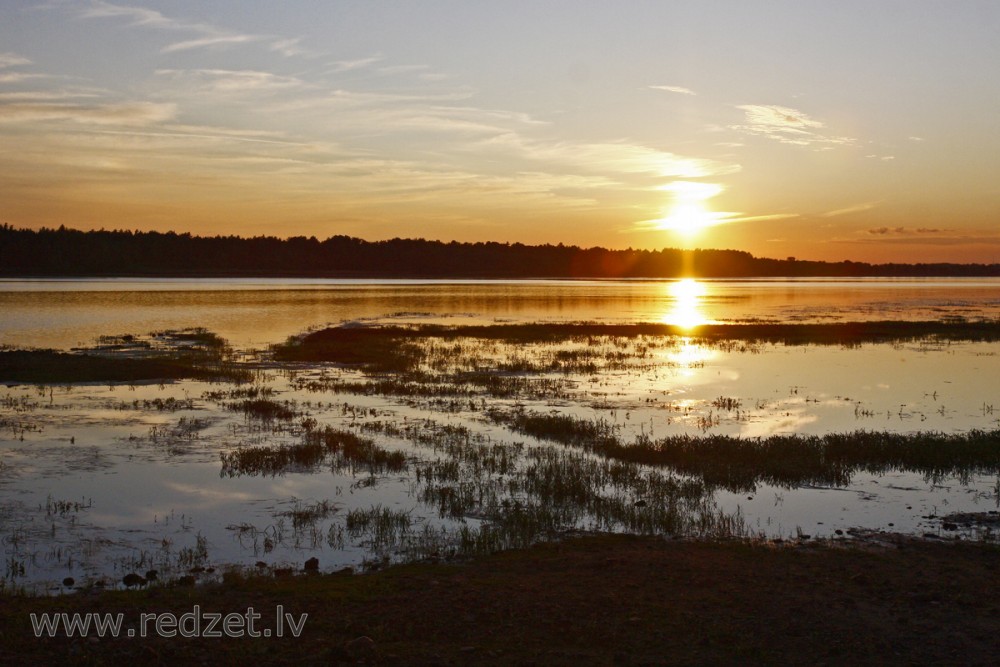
655, 182, 725, 237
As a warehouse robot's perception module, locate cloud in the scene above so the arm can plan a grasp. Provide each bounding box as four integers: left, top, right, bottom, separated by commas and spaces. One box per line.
268, 38, 316, 58
80, 1, 270, 55
738, 104, 824, 130
649, 85, 696, 96
842, 232, 1000, 247
0, 101, 176, 126
866, 226, 949, 236
732, 104, 855, 148
162, 34, 263, 53
821, 201, 880, 218
80, 2, 182, 29
0, 53, 32, 68
378, 64, 431, 75
326, 56, 384, 73
484, 134, 740, 180
0, 90, 102, 101
156, 69, 309, 95
0, 72, 50, 83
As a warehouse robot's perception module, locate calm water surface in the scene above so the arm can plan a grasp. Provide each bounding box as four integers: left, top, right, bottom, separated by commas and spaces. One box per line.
2, 278, 999, 593
3, 277, 1000, 349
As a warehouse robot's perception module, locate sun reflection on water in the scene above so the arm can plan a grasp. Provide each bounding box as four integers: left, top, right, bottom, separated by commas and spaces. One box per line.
666, 339, 716, 378
662, 278, 709, 330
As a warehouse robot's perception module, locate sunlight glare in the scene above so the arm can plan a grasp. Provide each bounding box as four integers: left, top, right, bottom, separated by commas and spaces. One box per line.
662, 278, 708, 329
655, 181, 725, 237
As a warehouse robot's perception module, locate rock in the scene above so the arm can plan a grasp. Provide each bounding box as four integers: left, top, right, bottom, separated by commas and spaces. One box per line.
122, 573, 146, 588
345, 635, 377, 661
304, 556, 319, 571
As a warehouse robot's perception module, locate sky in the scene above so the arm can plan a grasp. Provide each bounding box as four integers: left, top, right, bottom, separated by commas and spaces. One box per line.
1, 1, 999, 263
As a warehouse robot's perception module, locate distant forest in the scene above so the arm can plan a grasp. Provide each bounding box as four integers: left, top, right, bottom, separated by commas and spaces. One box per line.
2, 224, 999, 278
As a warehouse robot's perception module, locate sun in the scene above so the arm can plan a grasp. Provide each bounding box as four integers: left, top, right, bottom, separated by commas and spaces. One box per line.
657, 203, 717, 236
654, 181, 726, 237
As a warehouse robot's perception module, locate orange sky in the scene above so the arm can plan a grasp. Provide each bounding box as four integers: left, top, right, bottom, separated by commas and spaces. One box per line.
1, 2, 999, 263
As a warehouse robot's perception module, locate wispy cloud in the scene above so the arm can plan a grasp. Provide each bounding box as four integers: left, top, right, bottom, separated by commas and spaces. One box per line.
162, 34, 263, 53
0, 72, 50, 83
268, 37, 317, 58
649, 85, 696, 96
0, 101, 176, 126
0, 91, 101, 101
326, 56, 384, 74
821, 201, 880, 218
483, 134, 740, 180
80, 1, 271, 55
80, 2, 187, 29
0, 52, 32, 68
732, 104, 855, 148
838, 229, 1000, 247
156, 69, 309, 95
866, 226, 948, 236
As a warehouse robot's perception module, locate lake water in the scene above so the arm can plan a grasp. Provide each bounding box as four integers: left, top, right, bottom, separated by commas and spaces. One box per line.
2, 278, 999, 593
4, 277, 1000, 349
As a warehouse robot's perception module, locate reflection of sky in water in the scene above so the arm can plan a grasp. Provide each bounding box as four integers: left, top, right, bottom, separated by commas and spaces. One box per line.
3, 277, 1000, 349
2, 336, 998, 591
2, 280, 1000, 590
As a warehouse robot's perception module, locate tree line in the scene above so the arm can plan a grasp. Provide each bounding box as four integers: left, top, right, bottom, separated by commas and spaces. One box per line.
1, 224, 998, 278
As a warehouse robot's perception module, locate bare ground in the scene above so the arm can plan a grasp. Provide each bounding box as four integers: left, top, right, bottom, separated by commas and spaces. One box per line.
1, 534, 998, 666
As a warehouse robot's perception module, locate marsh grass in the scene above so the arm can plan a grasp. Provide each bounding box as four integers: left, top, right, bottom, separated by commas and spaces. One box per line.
226, 398, 297, 421
356, 417, 735, 561
219, 426, 406, 477
0, 328, 252, 384
345, 505, 412, 549
488, 407, 1000, 493
276, 500, 339, 530
273, 320, 1000, 372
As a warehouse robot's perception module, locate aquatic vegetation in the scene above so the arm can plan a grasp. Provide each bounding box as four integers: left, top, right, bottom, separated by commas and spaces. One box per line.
276, 500, 339, 530
273, 320, 1000, 372
219, 426, 406, 477
6, 314, 1000, 591
487, 407, 1000, 493
226, 398, 298, 421
0, 329, 252, 384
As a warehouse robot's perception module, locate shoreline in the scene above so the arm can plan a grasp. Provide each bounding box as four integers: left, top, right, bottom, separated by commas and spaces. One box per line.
2, 533, 998, 665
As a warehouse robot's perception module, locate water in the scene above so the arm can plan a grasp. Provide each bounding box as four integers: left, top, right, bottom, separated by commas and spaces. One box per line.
1, 278, 999, 593
3, 277, 1000, 349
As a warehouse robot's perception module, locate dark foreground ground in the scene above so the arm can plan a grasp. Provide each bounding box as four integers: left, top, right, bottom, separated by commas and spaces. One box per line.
1, 534, 997, 666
